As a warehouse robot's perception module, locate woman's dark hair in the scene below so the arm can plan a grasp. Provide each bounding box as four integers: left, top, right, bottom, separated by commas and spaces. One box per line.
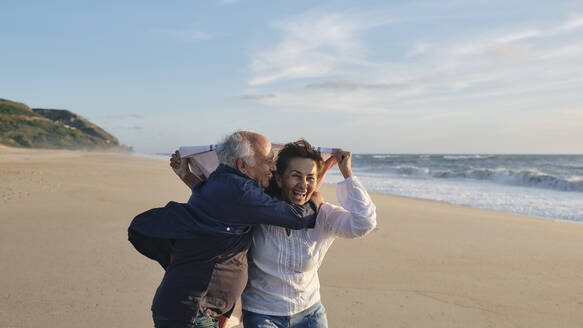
265, 139, 324, 197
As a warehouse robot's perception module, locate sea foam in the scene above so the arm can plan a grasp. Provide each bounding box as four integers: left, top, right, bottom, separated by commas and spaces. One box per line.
325, 154, 583, 222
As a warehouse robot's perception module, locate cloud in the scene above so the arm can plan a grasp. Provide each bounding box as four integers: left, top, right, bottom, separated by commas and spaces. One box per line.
240, 93, 276, 101
403, 14, 583, 94
451, 34, 536, 58
409, 43, 430, 56
245, 86, 411, 113
306, 80, 408, 91
486, 43, 533, 60
91, 114, 146, 134
559, 16, 583, 30
540, 44, 583, 59
242, 11, 583, 115
150, 28, 210, 42
450, 15, 583, 59
248, 11, 376, 86
95, 114, 145, 120
494, 30, 541, 44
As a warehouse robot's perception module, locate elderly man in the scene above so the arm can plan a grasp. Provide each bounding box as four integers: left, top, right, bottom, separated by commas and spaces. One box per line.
129, 131, 321, 328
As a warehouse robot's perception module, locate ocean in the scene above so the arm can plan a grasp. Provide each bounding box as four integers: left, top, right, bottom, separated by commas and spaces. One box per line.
325, 154, 583, 223
140, 152, 583, 223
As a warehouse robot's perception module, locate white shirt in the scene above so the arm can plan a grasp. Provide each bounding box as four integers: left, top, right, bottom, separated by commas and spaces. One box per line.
241, 176, 377, 316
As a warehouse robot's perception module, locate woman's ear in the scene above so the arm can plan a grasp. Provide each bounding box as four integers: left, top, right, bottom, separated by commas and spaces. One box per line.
275, 172, 283, 188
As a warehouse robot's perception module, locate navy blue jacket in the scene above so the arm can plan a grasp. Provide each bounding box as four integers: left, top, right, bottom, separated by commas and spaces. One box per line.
128, 164, 317, 322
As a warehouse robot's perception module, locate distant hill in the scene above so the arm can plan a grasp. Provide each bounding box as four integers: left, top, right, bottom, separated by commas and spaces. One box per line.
0, 98, 130, 151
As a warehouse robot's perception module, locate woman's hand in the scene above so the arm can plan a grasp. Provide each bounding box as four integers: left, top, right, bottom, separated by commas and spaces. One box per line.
170, 150, 190, 179
314, 155, 338, 191
334, 149, 353, 179
170, 150, 204, 187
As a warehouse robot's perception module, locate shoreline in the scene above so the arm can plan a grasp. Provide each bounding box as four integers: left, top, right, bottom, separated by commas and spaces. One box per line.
362, 188, 583, 225
4, 145, 579, 225
127, 149, 583, 225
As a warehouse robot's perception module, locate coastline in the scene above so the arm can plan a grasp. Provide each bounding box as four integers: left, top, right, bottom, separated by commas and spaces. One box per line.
1, 148, 583, 327
130, 150, 583, 224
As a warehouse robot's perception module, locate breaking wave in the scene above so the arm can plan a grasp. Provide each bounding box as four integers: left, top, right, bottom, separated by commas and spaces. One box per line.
443, 155, 496, 160
382, 166, 583, 192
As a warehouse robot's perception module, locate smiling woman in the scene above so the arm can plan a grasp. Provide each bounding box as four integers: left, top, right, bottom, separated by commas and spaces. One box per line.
270, 140, 324, 205
241, 139, 376, 328
277, 157, 318, 204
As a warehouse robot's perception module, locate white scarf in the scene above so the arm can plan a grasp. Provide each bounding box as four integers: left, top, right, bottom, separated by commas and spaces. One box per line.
179, 143, 338, 179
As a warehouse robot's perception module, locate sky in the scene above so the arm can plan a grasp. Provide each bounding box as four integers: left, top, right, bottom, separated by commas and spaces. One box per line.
2, 0, 582, 154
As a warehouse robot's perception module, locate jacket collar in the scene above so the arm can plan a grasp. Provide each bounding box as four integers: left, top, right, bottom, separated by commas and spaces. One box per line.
214, 163, 251, 180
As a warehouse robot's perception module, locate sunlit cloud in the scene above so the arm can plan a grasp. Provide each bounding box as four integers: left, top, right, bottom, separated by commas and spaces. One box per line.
243, 9, 583, 119
249, 11, 375, 86
494, 30, 541, 43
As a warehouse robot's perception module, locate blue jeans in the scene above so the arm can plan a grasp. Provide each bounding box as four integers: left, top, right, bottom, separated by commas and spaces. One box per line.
242, 302, 328, 328
152, 312, 219, 328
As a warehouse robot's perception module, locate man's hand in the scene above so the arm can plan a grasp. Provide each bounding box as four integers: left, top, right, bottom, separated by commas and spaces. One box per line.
334, 149, 353, 179
310, 191, 324, 210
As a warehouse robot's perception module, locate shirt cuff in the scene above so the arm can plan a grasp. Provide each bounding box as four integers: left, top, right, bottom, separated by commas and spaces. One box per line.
337, 175, 358, 189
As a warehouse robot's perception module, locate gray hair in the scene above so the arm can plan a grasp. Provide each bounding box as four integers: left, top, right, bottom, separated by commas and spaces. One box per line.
216, 130, 256, 169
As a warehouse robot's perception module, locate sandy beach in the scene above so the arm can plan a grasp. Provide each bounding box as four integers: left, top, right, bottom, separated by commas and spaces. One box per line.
1, 147, 582, 328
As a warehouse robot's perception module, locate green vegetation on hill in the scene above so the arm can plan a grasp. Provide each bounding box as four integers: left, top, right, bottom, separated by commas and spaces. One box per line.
0, 98, 130, 150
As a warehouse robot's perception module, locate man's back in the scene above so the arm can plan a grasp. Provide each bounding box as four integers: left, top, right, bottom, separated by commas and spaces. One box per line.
152, 230, 252, 320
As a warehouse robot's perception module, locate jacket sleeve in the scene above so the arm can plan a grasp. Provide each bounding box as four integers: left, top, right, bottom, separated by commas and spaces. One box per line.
234, 180, 317, 229
128, 228, 172, 269
127, 202, 201, 269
